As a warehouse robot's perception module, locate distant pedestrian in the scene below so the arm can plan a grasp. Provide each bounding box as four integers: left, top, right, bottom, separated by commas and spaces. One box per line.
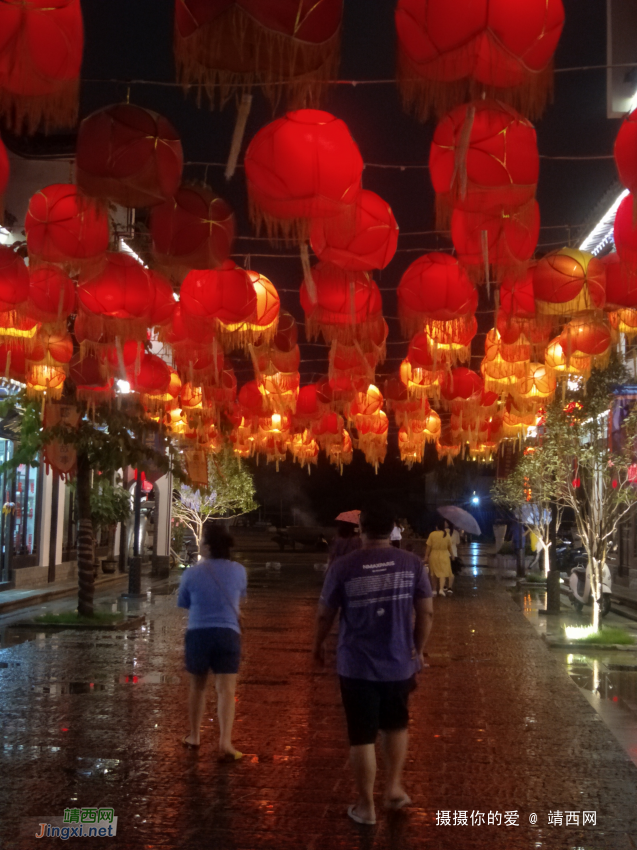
328, 521, 362, 565
177, 524, 246, 761
444, 519, 461, 583
313, 501, 434, 825
425, 521, 454, 596
390, 521, 403, 548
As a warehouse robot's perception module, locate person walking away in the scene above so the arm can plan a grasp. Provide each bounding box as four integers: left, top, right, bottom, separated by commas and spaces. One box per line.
178, 524, 246, 760
390, 521, 403, 548
313, 502, 434, 825
328, 521, 362, 565
425, 521, 454, 596
444, 519, 461, 589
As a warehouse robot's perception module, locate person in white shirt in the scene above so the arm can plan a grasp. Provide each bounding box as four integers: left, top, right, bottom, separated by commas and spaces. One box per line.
390, 522, 403, 549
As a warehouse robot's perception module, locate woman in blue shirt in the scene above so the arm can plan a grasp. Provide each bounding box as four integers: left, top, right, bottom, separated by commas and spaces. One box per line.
178, 524, 247, 760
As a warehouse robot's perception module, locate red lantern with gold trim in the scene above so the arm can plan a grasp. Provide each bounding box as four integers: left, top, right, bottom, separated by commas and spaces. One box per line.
533, 248, 606, 316
301, 263, 382, 344
26, 265, 75, 332
181, 260, 257, 346
76, 104, 183, 208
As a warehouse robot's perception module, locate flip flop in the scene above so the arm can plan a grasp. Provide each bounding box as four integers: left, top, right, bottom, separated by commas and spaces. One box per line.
217, 750, 243, 763
181, 735, 200, 750
385, 795, 412, 811
347, 805, 376, 826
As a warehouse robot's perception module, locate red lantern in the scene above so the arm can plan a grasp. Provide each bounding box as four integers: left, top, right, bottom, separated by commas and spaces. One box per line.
150, 184, 235, 276
426, 315, 477, 366
429, 99, 539, 225
395, 0, 565, 121
294, 383, 321, 429
0, 247, 31, 324
245, 109, 363, 243
217, 270, 280, 350
174, 0, 343, 109
25, 184, 109, 271
69, 352, 114, 406
603, 252, 637, 310
128, 354, 175, 412
451, 202, 539, 283
497, 268, 551, 358
310, 189, 399, 271
76, 104, 183, 208
440, 367, 484, 415
0, 0, 84, 133
560, 318, 613, 370
614, 109, 637, 195
147, 270, 176, 329
0, 343, 27, 380
25, 331, 73, 399
301, 263, 383, 344
180, 260, 257, 344
613, 193, 637, 268
26, 265, 75, 332
77, 252, 154, 341
238, 379, 267, 424
397, 252, 477, 338
329, 342, 379, 402
0, 137, 9, 211
533, 248, 606, 316
400, 334, 446, 399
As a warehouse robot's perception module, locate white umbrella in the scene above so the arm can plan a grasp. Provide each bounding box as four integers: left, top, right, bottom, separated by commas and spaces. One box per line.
437, 506, 481, 536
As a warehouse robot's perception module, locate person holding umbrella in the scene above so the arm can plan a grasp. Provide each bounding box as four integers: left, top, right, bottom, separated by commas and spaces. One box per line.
424, 521, 454, 596
329, 511, 362, 565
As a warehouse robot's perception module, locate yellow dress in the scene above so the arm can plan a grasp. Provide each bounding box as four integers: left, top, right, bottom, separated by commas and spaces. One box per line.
426, 530, 453, 578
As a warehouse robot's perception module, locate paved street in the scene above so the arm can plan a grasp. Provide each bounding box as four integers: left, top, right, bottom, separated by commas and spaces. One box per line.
1, 566, 637, 849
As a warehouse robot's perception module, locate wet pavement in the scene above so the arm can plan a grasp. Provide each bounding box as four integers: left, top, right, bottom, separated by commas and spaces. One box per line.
1, 565, 637, 849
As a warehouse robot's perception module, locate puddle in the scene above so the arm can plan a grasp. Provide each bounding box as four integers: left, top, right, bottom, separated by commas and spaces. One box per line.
75, 757, 121, 778
32, 682, 108, 695
117, 672, 180, 685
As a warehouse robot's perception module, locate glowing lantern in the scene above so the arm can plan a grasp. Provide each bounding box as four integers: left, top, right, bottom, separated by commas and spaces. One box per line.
544, 338, 591, 382
397, 252, 477, 339
533, 248, 606, 316
400, 333, 445, 399
429, 100, 539, 225
290, 430, 319, 471
25, 331, 72, 400
502, 398, 536, 438
217, 270, 280, 350
398, 424, 425, 467
511, 362, 556, 410
395, 0, 565, 121
347, 384, 384, 429
426, 315, 477, 366
25, 363, 66, 399
384, 375, 431, 426
356, 409, 388, 471
0, 343, 27, 381
312, 411, 344, 453
26, 265, 75, 332
604, 252, 637, 311
559, 318, 613, 370
614, 109, 637, 196
0, 247, 34, 348
481, 329, 529, 394
245, 109, 363, 243
25, 184, 109, 271
329, 342, 378, 403
161, 303, 218, 381
174, 0, 343, 109
180, 261, 256, 344
76, 104, 183, 208
436, 428, 462, 464
238, 380, 267, 425
328, 428, 353, 472
77, 253, 154, 342
150, 184, 235, 276
294, 383, 321, 429
254, 324, 301, 414
440, 367, 484, 415
310, 189, 399, 271
613, 194, 637, 268
451, 202, 539, 284
497, 267, 552, 358
0, 0, 84, 133
301, 263, 382, 344
128, 353, 172, 402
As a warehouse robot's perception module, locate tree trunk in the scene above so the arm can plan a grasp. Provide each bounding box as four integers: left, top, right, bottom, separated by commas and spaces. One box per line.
76, 451, 95, 616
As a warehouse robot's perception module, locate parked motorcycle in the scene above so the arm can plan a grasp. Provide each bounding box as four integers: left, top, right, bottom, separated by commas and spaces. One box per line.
568, 562, 612, 617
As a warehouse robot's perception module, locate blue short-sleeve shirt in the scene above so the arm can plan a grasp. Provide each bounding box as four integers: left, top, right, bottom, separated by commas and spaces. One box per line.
178, 558, 247, 633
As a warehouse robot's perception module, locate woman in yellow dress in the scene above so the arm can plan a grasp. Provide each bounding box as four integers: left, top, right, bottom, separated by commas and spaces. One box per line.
425, 522, 453, 596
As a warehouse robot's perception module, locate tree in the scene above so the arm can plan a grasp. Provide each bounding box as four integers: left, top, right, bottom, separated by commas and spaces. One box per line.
172, 447, 257, 557
492, 440, 564, 576
544, 360, 637, 629
0, 393, 185, 616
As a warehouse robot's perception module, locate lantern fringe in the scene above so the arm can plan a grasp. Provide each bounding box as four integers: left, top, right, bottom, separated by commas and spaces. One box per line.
396, 47, 554, 123
305, 313, 385, 347
216, 318, 278, 352
535, 286, 600, 318
26, 252, 107, 279
247, 196, 311, 247
174, 3, 341, 110
0, 79, 79, 135
76, 309, 150, 344
398, 311, 475, 344
609, 309, 637, 338
25, 382, 64, 401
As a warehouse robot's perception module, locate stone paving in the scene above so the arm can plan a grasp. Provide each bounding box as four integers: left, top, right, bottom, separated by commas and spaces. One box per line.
1, 567, 637, 849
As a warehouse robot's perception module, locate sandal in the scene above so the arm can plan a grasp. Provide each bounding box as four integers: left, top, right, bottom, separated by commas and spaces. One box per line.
217, 750, 243, 763
181, 735, 200, 750
347, 805, 376, 825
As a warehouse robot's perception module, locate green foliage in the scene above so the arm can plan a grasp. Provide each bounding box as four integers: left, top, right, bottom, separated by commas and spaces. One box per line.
90, 478, 131, 528
566, 627, 635, 646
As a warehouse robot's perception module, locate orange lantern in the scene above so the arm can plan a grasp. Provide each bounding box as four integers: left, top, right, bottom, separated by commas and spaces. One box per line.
356, 409, 388, 471
544, 337, 591, 382
290, 430, 320, 472
328, 428, 353, 473
0, 0, 84, 133
511, 362, 556, 410
76, 104, 183, 208
533, 248, 606, 317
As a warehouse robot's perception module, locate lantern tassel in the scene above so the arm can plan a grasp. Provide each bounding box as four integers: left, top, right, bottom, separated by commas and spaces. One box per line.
225, 93, 253, 181
300, 244, 317, 305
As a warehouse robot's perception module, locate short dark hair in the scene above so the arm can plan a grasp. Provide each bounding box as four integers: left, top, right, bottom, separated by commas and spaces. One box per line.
202, 523, 234, 559
360, 501, 394, 539
336, 521, 357, 538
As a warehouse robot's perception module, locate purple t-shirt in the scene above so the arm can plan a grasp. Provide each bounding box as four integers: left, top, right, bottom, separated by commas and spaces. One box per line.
319, 546, 433, 682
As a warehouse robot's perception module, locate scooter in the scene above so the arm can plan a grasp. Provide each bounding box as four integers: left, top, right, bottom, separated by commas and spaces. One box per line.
568, 562, 612, 617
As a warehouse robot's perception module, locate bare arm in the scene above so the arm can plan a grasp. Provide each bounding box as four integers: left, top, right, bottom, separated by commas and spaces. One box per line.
414, 596, 434, 662
313, 602, 338, 664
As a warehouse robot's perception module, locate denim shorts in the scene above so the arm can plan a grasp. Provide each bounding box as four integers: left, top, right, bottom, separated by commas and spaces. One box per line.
185, 627, 241, 675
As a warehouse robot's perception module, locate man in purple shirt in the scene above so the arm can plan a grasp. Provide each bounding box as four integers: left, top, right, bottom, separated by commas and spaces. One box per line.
313, 502, 434, 826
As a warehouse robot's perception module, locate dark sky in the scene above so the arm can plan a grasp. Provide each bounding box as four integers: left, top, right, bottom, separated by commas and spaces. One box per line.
70, 2, 623, 520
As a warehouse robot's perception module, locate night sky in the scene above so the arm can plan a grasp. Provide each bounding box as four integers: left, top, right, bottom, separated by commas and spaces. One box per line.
4, 1, 623, 527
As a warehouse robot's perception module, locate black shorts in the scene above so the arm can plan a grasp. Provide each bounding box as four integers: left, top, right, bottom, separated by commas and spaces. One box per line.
339, 676, 414, 746
185, 627, 241, 675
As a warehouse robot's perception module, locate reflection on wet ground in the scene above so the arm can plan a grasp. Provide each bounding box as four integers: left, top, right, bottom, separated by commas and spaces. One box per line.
1, 563, 637, 849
